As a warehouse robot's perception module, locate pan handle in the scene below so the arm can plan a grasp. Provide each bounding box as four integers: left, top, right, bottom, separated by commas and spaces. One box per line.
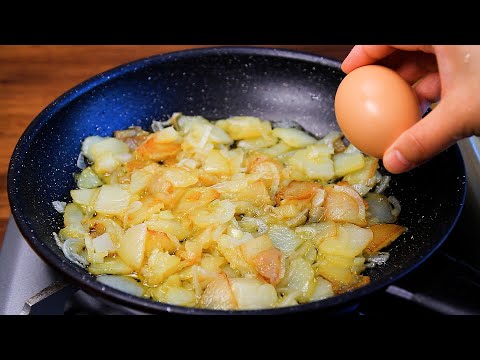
385, 252, 480, 315
20, 280, 77, 315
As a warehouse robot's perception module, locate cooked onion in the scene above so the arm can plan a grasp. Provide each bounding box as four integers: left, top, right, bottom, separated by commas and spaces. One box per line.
352, 183, 372, 196
388, 196, 402, 217
62, 238, 89, 268
294, 225, 318, 241
76, 153, 87, 169
197, 125, 213, 148
151, 120, 164, 132
365, 252, 390, 268
53, 232, 63, 248
332, 184, 366, 222
286, 208, 309, 227
375, 175, 391, 194
365, 193, 396, 224
312, 189, 325, 208
268, 225, 302, 255
52, 201, 67, 214
239, 216, 268, 235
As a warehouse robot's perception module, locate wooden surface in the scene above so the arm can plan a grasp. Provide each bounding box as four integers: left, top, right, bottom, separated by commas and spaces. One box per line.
0, 45, 353, 248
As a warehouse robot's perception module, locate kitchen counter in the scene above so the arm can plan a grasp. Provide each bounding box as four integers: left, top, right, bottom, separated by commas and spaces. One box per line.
0, 45, 353, 247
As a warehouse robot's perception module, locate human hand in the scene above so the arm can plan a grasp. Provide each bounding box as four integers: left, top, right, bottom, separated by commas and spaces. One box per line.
341, 45, 480, 173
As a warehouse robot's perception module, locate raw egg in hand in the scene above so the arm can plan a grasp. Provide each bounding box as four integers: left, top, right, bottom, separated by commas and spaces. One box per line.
334, 65, 421, 159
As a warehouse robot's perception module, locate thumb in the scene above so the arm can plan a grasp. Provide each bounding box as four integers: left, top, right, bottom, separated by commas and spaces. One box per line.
382, 102, 467, 173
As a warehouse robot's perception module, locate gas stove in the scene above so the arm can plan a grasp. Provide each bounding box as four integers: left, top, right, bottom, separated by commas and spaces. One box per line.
2, 138, 480, 316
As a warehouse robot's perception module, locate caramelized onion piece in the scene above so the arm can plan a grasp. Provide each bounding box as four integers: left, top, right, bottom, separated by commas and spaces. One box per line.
364, 224, 407, 255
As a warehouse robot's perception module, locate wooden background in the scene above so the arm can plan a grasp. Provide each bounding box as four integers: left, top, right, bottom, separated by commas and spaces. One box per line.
0, 45, 353, 248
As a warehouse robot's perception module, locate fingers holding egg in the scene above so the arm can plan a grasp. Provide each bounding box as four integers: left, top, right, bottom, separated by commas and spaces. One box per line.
413, 72, 441, 103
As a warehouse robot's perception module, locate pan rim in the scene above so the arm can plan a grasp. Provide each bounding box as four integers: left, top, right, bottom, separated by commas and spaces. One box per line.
7, 46, 467, 315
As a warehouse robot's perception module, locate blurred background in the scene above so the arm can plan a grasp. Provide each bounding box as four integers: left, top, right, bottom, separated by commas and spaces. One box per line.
0, 45, 354, 247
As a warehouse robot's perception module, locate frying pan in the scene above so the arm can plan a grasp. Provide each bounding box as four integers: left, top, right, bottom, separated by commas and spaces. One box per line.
8, 47, 466, 315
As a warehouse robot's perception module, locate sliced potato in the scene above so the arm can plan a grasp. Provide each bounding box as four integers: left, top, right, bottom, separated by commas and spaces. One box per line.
164, 286, 197, 307
129, 169, 153, 194
94, 185, 131, 215
275, 180, 323, 204
118, 223, 147, 269
145, 218, 190, 240
314, 255, 356, 286
85, 233, 115, 264
123, 198, 165, 227
63, 203, 85, 228
141, 249, 181, 286
310, 277, 334, 301
90, 138, 130, 161
176, 115, 210, 133
88, 257, 133, 275
230, 278, 278, 310
191, 200, 236, 227
253, 248, 284, 285
61, 115, 404, 310
240, 234, 273, 263
71, 188, 99, 207
200, 273, 238, 310
307, 143, 335, 157
77, 167, 103, 189
145, 230, 170, 256
261, 142, 292, 157
135, 128, 181, 162
216, 116, 271, 140
287, 150, 335, 181
237, 136, 277, 150
333, 153, 365, 177
176, 241, 203, 265
278, 257, 314, 302
92, 153, 121, 174
175, 187, 220, 215
343, 156, 378, 184
318, 223, 373, 258
272, 127, 317, 148
204, 150, 231, 176
208, 125, 234, 145
323, 185, 367, 226
235, 180, 273, 207
200, 255, 227, 273
352, 256, 366, 273
81, 136, 104, 161
97, 275, 145, 297
217, 236, 255, 275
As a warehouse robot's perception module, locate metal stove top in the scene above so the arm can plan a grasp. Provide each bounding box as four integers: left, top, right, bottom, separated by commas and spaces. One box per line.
2, 137, 480, 315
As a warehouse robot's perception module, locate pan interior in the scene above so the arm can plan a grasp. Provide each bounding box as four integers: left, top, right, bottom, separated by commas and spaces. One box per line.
8, 47, 466, 314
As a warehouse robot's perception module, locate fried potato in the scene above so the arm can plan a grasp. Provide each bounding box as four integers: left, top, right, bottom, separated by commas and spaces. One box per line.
59, 115, 404, 310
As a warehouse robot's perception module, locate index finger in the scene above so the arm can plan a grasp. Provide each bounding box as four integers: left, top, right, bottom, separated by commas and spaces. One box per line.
341, 45, 435, 73
341, 45, 397, 73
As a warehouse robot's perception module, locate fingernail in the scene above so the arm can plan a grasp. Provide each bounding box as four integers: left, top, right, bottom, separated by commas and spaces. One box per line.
383, 149, 413, 174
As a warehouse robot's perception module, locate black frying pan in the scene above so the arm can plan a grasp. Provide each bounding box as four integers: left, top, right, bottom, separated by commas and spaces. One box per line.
8, 47, 466, 315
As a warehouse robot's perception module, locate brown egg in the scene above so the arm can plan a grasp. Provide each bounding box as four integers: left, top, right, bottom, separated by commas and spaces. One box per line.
334, 65, 420, 158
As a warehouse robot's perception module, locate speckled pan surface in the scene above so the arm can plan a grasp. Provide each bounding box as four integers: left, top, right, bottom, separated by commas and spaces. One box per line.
8, 47, 466, 314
